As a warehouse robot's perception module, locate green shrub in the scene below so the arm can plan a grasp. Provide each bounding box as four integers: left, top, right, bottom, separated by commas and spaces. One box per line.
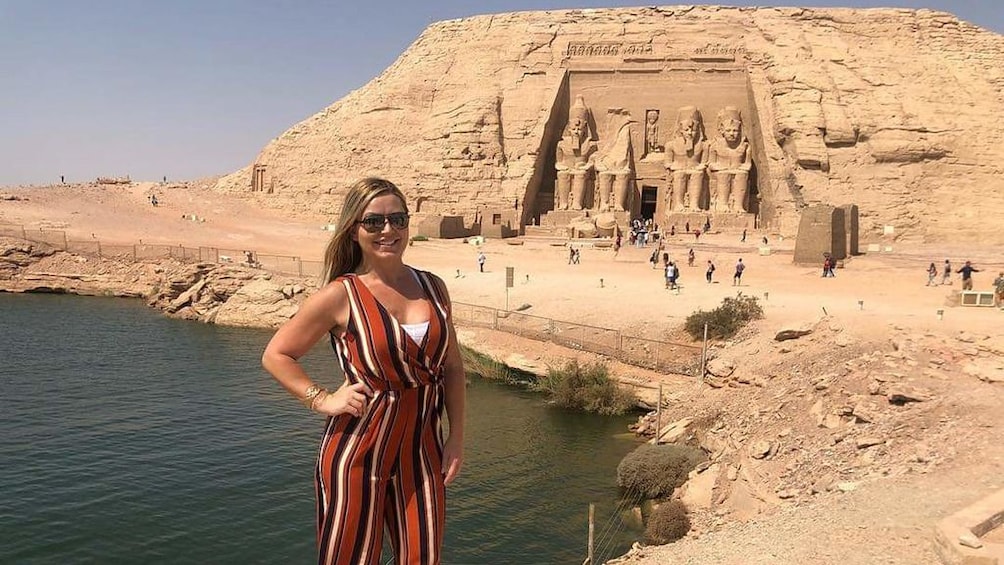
645, 500, 690, 544
534, 360, 637, 415
616, 444, 706, 499
460, 345, 536, 387
409, 235, 429, 242
685, 294, 763, 340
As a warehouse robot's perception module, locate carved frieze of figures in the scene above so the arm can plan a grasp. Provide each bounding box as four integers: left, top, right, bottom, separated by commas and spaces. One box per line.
706, 106, 752, 212
555, 96, 598, 210
664, 106, 707, 212
594, 108, 636, 212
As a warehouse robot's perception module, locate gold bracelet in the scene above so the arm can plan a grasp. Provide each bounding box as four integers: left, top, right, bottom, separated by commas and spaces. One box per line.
302, 384, 324, 409
309, 390, 329, 412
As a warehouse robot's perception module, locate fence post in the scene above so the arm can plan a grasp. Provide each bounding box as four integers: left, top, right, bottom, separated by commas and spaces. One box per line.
133, 244, 137, 261
62, 232, 68, 250
655, 383, 663, 444
21, 226, 27, 240
700, 323, 709, 381
97, 241, 102, 257
297, 257, 303, 277
587, 503, 595, 565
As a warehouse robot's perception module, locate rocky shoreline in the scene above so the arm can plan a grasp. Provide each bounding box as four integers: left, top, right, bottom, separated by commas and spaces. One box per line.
1, 237, 308, 329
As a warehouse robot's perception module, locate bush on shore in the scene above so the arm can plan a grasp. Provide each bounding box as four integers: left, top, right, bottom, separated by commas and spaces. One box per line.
645, 499, 690, 544
684, 294, 763, 340
534, 359, 637, 416
460, 345, 536, 387
616, 443, 706, 499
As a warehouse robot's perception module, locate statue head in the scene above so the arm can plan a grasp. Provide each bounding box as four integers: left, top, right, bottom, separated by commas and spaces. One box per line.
646, 109, 659, 125
565, 96, 592, 144
675, 106, 704, 151
716, 106, 745, 145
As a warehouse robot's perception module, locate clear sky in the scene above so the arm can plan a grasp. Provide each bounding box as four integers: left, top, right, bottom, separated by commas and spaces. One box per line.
1, 0, 1000, 186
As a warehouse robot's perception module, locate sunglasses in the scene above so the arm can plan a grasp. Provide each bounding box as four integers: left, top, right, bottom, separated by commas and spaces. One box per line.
357, 212, 410, 233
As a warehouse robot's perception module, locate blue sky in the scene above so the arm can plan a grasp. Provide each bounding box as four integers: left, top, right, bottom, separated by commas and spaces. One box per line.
1, 0, 1000, 186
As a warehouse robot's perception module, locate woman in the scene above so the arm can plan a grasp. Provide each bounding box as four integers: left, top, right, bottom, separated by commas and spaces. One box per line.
927, 262, 937, 286
262, 177, 466, 565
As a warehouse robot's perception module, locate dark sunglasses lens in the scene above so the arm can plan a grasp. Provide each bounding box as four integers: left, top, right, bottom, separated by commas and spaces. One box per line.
388, 213, 409, 229
360, 216, 385, 232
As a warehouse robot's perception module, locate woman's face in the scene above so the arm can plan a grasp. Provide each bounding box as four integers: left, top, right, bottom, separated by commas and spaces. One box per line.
353, 193, 409, 259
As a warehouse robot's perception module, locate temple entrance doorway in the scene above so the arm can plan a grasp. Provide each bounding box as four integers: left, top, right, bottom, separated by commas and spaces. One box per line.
640, 186, 658, 220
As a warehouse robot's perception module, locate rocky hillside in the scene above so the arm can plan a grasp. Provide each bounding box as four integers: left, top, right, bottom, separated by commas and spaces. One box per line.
216, 6, 1004, 243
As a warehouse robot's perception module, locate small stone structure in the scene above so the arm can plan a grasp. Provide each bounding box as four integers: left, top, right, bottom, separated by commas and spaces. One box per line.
415, 215, 472, 239
480, 209, 519, 239
793, 205, 847, 264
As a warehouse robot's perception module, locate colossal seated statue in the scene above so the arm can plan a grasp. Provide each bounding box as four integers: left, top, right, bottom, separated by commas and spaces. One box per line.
594, 108, 636, 212
706, 106, 752, 212
555, 96, 597, 210
664, 106, 707, 212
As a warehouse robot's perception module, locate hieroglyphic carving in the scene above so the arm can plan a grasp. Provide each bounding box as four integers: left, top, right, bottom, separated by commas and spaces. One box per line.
664, 107, 707, 212
565, 42, 653, 57
706, 106, 751, 212
555, 96, 597, 210
693, 43, 749, 57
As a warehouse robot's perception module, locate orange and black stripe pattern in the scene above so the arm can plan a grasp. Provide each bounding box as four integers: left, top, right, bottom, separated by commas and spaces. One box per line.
315, 269, 452, 564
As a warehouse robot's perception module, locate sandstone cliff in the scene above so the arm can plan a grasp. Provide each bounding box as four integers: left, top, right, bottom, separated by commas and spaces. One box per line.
215, 6, 1004, 243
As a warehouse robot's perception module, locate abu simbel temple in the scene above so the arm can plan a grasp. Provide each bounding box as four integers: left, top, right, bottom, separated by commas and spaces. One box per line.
214, 6, 1004, 244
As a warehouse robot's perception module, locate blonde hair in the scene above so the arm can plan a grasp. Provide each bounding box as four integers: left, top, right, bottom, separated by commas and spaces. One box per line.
320, 177, 408, 285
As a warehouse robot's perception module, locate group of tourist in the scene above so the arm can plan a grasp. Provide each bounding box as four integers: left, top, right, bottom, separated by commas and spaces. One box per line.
928, 259, 986, 291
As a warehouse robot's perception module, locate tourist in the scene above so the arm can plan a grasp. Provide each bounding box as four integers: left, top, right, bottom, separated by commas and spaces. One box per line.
688, 248, 696, 267
693, 229, 701, 241
670, 225, 676, 237
741, 229, 747, 242
685, 221, 690, 233
704, 217, 711, 232
478, 250, 486, 272
568, 247, 576, 265
261, 177, 466, 565
665, 261, 678, 290
613, 236, 621, 258
649, 249, 660, 269
572, 248, 581, 264
822, 256, 831, 277
927, 262, 938, 286
733, 258, 745, 286
956, 260, 980, 291
662, 251, 670, 268
706, 259, 716, 283
942, 259, 952, 285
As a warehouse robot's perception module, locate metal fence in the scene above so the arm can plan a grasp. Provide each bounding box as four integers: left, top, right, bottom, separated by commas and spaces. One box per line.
453, 301, 700, 376
2, 222, 700, 375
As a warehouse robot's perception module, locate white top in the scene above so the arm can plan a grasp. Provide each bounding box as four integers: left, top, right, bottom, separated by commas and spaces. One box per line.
400, 321, 430, 344
400, 267, 430, 344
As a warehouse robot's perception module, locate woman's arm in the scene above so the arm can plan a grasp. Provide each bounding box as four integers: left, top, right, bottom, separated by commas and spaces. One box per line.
261, 281, 370, 417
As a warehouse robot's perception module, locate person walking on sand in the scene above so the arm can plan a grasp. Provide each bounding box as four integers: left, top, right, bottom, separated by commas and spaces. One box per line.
927, 262, 937, 286
706, 259, 716, 283
956, 260, 980, 291
942, 259, 952, 285
477, 250, 486, 272
261, 177, 466, 565
733, 258, 745, 286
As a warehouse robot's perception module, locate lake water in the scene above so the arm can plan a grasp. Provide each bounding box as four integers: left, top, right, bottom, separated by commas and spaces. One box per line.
0, 293, 641, 564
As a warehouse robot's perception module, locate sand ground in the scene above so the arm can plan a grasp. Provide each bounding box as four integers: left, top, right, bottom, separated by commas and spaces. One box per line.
3, 181, 1003, 564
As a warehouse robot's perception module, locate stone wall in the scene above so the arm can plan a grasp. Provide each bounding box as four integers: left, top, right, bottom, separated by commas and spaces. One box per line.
215, 6, 1004, 244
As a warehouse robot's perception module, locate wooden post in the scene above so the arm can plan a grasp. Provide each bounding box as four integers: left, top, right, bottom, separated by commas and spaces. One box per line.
700, 322, 709, 381
587, 503, 595, 565
655, 383, 663, 444
62, 231, 68, 250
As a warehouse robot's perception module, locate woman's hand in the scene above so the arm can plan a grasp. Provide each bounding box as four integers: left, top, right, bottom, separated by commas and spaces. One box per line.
442, 435, 464, 486
314, 382, 371, 417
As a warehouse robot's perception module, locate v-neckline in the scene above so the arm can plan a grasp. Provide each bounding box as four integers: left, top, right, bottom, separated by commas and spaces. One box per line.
352, 269, 432, 349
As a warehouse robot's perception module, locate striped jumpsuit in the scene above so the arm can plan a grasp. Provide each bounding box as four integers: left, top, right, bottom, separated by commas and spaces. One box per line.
316, 270, 451, 565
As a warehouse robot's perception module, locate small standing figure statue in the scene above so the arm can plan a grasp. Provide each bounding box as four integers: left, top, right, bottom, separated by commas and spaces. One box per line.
555, 96, 597, 210
706, 106, 752, 212
644, 109, 662, 157
664, 106, 707, 212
